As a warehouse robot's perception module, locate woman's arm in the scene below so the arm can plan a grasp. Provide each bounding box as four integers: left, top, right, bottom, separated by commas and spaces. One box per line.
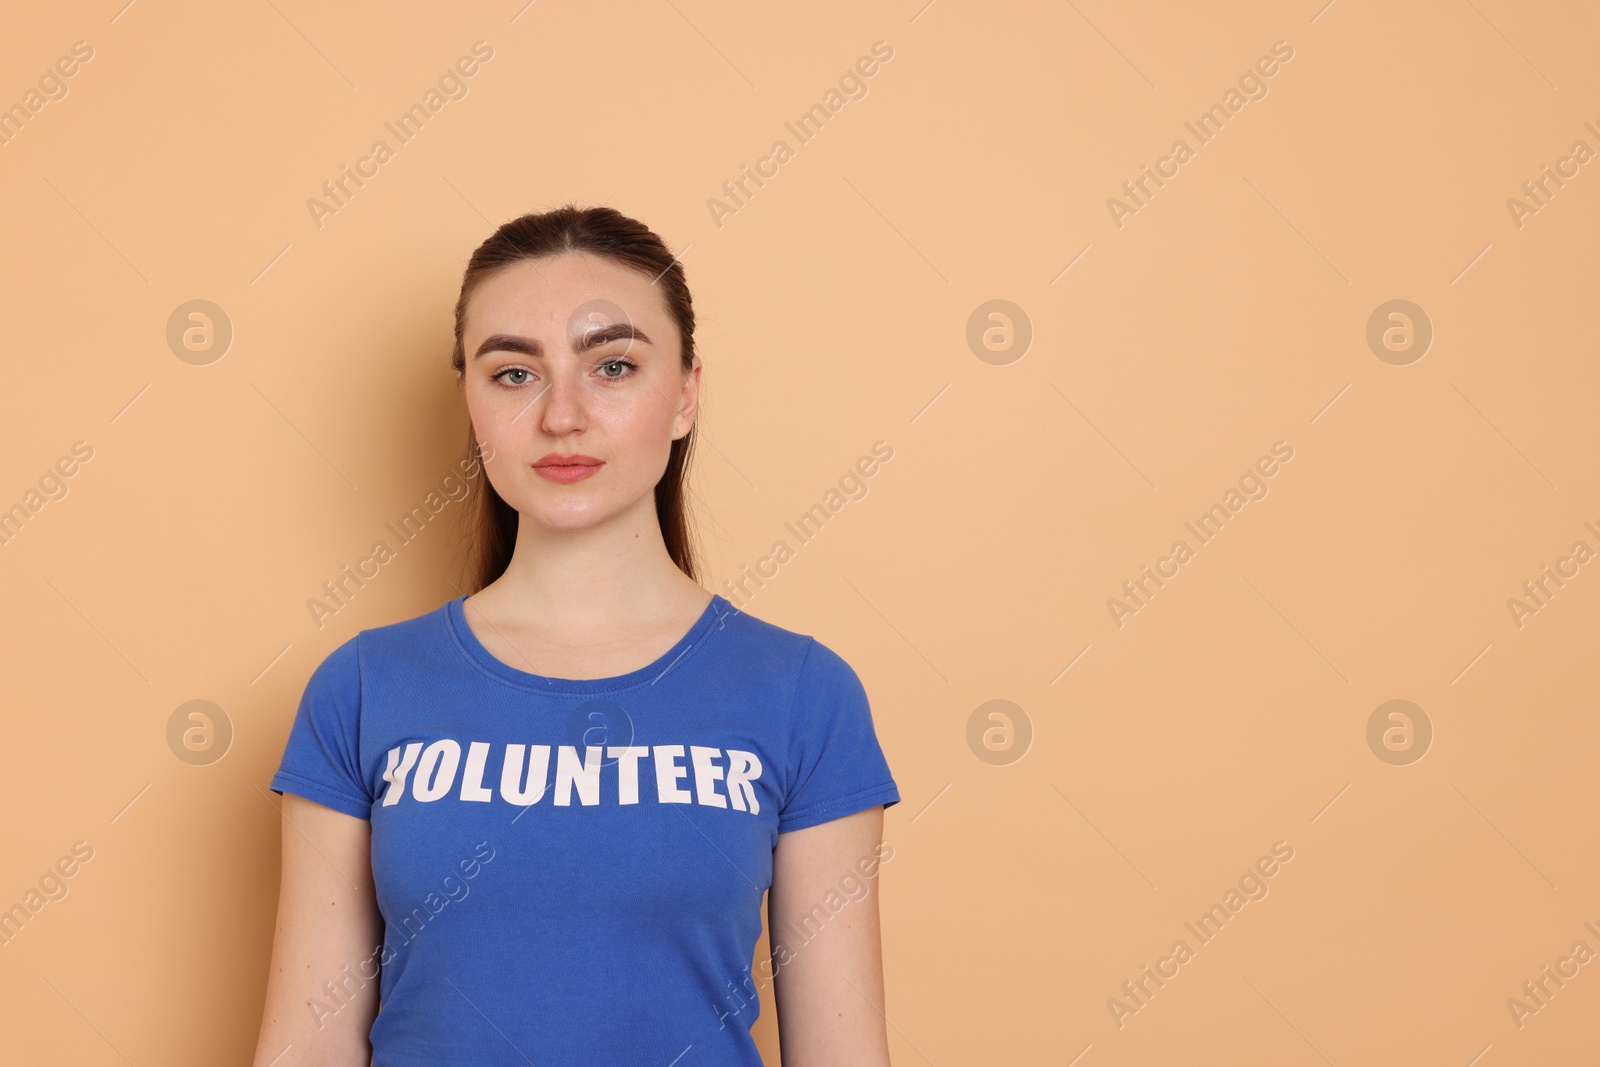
768, 805, 893, 1067
253, 793, 384, 1067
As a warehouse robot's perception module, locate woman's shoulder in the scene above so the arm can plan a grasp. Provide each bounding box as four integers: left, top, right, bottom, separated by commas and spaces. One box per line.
307, 598, 456, 672
711, 599, 863, 686
711, 598, 812, 651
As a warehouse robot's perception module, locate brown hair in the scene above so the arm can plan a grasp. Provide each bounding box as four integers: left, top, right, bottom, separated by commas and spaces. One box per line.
448, 204, 700, 593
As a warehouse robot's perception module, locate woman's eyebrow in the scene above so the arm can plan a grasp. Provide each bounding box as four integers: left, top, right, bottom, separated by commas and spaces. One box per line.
576, 322, 653, 350
472, 334, 539, 360
472, 323, 653, 360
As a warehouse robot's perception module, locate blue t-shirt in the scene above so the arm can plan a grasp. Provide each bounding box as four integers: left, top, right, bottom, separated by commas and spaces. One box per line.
269, 592, 900, 1065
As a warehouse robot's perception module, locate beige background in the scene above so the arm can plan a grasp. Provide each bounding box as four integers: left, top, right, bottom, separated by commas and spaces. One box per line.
2, 0, 1597, 1063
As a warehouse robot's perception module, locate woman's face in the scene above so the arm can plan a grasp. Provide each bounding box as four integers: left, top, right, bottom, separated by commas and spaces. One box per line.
460, 251, 699, 532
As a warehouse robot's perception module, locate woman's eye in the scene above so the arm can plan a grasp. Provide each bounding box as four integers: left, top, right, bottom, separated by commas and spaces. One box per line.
493, 368, 531, 386
599, 359, 638, 379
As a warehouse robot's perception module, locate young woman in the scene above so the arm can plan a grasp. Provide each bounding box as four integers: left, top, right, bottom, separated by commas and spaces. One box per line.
253, 205, 901, 1066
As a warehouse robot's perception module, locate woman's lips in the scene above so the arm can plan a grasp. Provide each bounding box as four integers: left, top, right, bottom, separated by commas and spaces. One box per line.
532, 460, 603, 483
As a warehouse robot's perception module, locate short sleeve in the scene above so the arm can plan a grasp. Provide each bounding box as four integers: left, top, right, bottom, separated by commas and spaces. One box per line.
269, 634, 372, 820
778, 637, 901, 834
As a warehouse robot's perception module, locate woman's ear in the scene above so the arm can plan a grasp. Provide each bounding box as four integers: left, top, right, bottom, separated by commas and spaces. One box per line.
672, 358, 702, 440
